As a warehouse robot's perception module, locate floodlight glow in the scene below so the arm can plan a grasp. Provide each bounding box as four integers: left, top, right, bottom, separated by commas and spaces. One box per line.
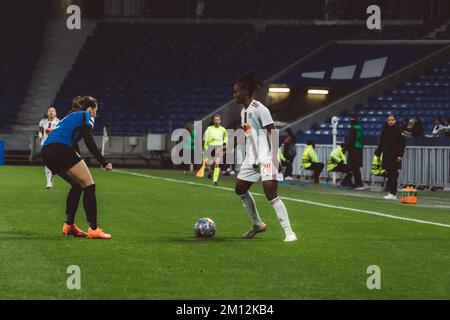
307, 89, 329, 95
268, 87, 290, 93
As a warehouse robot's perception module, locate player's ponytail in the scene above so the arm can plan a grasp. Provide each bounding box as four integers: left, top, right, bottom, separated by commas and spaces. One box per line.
237, 72, 262, 97
71, 96, 83, 111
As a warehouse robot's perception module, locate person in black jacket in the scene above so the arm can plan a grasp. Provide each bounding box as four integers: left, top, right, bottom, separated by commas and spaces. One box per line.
279, 129, 297, 180
345, 117, 365, 189
412, 117, 424, 137
375, 115, 406, 200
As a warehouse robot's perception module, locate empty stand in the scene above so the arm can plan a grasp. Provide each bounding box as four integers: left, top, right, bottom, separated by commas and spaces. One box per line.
0, 0, 49, 133
298, 59, 450, 142
53, 22, 427, 136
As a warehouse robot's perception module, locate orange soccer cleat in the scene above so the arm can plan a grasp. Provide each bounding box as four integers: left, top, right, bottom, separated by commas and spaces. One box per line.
62, 223, 88, 237
87, 227, 112, 239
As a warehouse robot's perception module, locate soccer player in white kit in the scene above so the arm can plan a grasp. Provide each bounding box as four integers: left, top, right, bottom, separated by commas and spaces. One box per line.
39, 106, 60, 188
233, 73, 297, 242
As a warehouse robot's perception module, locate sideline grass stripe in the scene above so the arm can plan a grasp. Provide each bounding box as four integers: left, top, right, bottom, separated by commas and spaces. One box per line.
114, 169, 450, 229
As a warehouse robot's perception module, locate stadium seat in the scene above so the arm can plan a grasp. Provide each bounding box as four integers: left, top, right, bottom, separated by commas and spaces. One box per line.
299, 58, 450, 141
52, 22, 428, 136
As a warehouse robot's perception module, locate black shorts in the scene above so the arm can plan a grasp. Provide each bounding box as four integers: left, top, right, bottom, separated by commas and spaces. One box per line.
41, 143, 82, 175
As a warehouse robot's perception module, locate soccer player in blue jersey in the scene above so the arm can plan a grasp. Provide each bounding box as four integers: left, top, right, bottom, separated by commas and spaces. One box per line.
41, 96, 113, 239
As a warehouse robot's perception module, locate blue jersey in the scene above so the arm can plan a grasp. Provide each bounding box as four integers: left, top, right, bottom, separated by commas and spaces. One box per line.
43, 110, 94, 148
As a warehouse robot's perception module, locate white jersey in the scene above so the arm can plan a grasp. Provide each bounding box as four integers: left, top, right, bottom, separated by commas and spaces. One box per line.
240, 100, 277, 165
39, 118, 60, 146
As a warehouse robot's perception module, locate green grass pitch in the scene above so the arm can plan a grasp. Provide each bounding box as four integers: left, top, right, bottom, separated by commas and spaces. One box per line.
0, 165, 449, 299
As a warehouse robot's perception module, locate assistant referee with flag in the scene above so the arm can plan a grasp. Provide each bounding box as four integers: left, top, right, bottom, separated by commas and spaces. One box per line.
203, 114, 228, 186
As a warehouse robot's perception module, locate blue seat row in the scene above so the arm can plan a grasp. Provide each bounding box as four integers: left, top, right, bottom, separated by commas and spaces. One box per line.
304, 59, 450, 140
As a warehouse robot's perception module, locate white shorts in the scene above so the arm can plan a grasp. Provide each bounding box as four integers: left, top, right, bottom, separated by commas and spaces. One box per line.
237, 161, 283, 182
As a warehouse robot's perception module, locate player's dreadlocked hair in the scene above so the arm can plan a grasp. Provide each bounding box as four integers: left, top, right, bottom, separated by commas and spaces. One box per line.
237, 72, 262, 97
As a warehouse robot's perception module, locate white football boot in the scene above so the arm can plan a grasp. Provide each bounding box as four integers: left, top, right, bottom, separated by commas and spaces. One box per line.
284, 232, 298, 242
383, 193, 397, 200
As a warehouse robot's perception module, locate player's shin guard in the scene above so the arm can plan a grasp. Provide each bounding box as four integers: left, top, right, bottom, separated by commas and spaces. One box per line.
239, 192, 262, 225
270, 197, 294, 236
213, 166, 220, 183
65, 184, 82, 224
83, 184, 98, 230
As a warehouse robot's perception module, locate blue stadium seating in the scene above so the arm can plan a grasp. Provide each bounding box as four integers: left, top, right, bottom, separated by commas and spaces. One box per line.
436, 24, 450, 39
54, 23, 426, 136
0, 0, 48, 133
298, 59, 450, 143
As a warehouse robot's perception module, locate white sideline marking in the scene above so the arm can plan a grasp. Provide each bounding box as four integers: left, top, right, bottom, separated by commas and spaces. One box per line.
114, 169, 450, 229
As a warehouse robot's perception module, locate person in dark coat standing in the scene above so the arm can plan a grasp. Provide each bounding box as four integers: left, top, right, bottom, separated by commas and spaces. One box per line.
375, 115, 406, 200
345, 117, 365, 189
279, 129, 297, 180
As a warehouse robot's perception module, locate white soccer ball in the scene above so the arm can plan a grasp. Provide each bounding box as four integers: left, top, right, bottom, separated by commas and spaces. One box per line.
194, 218, 216, 238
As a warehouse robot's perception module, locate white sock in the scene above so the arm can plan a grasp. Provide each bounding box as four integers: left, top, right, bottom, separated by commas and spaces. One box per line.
270, 197, 294, 235
45, 166, 53, 184
239, 192, 262, 225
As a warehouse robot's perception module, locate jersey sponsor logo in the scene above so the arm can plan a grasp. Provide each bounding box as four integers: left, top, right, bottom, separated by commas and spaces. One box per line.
242, 123, 252, 133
